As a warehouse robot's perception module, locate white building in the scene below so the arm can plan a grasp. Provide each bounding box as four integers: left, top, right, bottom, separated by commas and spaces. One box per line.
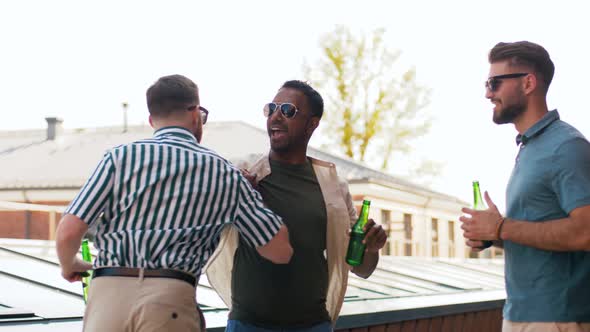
0, 118, 499, 258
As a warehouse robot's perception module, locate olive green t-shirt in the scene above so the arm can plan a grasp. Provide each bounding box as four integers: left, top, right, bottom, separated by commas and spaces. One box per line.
229, 158, 329, 328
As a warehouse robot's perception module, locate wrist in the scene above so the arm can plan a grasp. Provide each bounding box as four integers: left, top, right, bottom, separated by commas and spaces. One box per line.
365, 248, 379, 255
61, 255, 79, 270
495, 217, 507, 240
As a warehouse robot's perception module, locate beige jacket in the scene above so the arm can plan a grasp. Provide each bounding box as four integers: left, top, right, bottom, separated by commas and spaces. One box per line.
205, 155, 357, 323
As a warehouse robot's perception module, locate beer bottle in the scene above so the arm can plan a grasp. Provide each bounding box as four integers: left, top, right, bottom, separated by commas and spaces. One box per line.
472, 181, 493, 248
346, 200, 371, 266
81, 238, 92, 303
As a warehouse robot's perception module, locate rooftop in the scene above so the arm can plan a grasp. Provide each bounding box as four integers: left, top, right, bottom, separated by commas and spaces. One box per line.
0, 121, 465, 204
0, 238, 505, 331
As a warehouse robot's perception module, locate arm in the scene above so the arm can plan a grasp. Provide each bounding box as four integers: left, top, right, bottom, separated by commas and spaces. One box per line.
56, 214, 92, 282
462, 138, 590, 251
57, 151, 115, 281
465, 239, 503, 251
239, 167, 293, 260
234, 172, 293, 264
501, 205, 590, 251
492, 240, 504, 249
256, 224, 293, 264
338, 178, 386, 278
240, 168, 259, 191
353, 252, 378, 279
351, 219, 386, 278
461, 192, 590, 251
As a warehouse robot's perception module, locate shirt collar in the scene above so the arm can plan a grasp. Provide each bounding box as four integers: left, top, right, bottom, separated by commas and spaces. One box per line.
515, 110, 559, 146
153, 126, 198, 143
250, 154, 336, 182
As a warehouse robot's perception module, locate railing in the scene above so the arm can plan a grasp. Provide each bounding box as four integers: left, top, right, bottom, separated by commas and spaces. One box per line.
0, 201, 66, 240
386, 240, 472, 259
449, 242, 456, 257
388, 239, 422, 257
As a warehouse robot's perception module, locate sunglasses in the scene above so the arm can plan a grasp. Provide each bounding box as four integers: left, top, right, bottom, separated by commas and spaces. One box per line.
263, 102, 300, 119
187, 105, 209, 124
485, 73, 529, 92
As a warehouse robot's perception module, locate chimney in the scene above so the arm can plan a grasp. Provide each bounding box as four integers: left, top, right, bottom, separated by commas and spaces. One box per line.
45, 117, 64, 141
122, 102, 129, 133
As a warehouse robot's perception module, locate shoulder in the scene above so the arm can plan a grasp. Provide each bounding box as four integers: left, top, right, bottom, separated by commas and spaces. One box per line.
307, 157, 352, 196
550, 121, 590, 155
309, 156, 336, 168
546, 120, 588, 146
104, 143, 128, 161
230, 153, 266, 170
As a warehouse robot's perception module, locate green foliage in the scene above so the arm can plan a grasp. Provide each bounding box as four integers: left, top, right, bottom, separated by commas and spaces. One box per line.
304, 26, 435, 174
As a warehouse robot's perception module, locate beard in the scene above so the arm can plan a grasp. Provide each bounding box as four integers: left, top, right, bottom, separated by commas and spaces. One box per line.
268, 128, 292, 153
269, 139, 290, 153
492, 97, 527, 125
269, 130, 310, 155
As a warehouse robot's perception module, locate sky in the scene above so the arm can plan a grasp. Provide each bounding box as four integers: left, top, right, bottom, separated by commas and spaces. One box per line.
1, 0, 590, 210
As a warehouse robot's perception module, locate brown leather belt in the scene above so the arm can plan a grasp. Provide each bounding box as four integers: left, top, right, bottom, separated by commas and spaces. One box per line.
93, 267, 196, 286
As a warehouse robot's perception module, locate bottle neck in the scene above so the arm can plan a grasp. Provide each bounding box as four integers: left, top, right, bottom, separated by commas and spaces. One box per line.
354, 204, 370, 230
473, 184, 485, 209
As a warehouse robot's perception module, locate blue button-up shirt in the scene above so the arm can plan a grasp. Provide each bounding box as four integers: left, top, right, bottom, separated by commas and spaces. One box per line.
505, 110, 590, 322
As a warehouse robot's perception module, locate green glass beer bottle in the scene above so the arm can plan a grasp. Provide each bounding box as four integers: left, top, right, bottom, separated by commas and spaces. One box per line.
472, 181, 493, 248
346, 200, 371, 266
81, 238, 92, 303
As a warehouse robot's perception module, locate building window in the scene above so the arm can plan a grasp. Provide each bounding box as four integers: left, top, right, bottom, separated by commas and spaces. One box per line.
448, 221, 455, 257
431, 218, 439, 257
381, 209, 392, 255
403, 213, 413, 256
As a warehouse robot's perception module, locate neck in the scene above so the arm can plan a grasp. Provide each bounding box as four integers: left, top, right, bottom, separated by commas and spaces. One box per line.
152, 119, 193, 133
269, 146, 308, 164
513, 97, 549, 134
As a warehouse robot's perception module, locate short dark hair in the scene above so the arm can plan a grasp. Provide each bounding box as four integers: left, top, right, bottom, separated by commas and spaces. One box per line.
281, 80, 324, 118
489, 41, 555, 93
146, 75, 199, 117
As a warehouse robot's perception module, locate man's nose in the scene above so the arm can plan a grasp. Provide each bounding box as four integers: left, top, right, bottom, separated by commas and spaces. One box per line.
270, 108, 284, 121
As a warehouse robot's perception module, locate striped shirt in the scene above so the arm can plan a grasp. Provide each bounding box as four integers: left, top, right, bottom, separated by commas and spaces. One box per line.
65, 126, 283, 276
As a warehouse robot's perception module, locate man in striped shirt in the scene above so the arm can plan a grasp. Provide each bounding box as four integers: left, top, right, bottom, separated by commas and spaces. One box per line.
55, 74, 293, 332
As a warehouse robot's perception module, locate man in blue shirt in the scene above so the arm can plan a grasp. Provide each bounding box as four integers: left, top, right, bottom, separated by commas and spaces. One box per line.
460, 41, 590, 332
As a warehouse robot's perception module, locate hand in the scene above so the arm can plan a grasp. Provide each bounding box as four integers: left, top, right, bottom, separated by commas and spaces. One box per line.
61, 257, 93, 283
362, 219, 387, 253
465, 239, 490, 252
460, 191, 503, 241
240, 169, 258, 190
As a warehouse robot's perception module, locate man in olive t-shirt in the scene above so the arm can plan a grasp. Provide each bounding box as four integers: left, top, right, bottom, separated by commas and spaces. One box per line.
225, 80, 387, 332
231, 159, 330, 327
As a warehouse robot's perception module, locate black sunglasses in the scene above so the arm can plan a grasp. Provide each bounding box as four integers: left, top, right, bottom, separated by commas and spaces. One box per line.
263, 103, 299, 119
187, 105, 209, 124
485, 73, 528, 92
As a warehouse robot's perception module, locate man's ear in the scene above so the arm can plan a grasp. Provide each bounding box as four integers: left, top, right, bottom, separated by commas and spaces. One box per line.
306, 117, 320, 135
524, 73, 538, 95
148, 115, 154, 128
192, 108, 201, 126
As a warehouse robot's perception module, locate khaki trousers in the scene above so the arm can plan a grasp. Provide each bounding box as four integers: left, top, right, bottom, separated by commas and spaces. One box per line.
83, 275, 201, 332
503, 320, 590, 332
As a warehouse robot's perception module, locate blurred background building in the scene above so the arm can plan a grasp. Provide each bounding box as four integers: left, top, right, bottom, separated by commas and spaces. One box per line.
0, 118, 503, 259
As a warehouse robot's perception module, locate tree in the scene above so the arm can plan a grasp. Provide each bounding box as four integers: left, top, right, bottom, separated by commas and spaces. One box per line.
303, 26, 437, 176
